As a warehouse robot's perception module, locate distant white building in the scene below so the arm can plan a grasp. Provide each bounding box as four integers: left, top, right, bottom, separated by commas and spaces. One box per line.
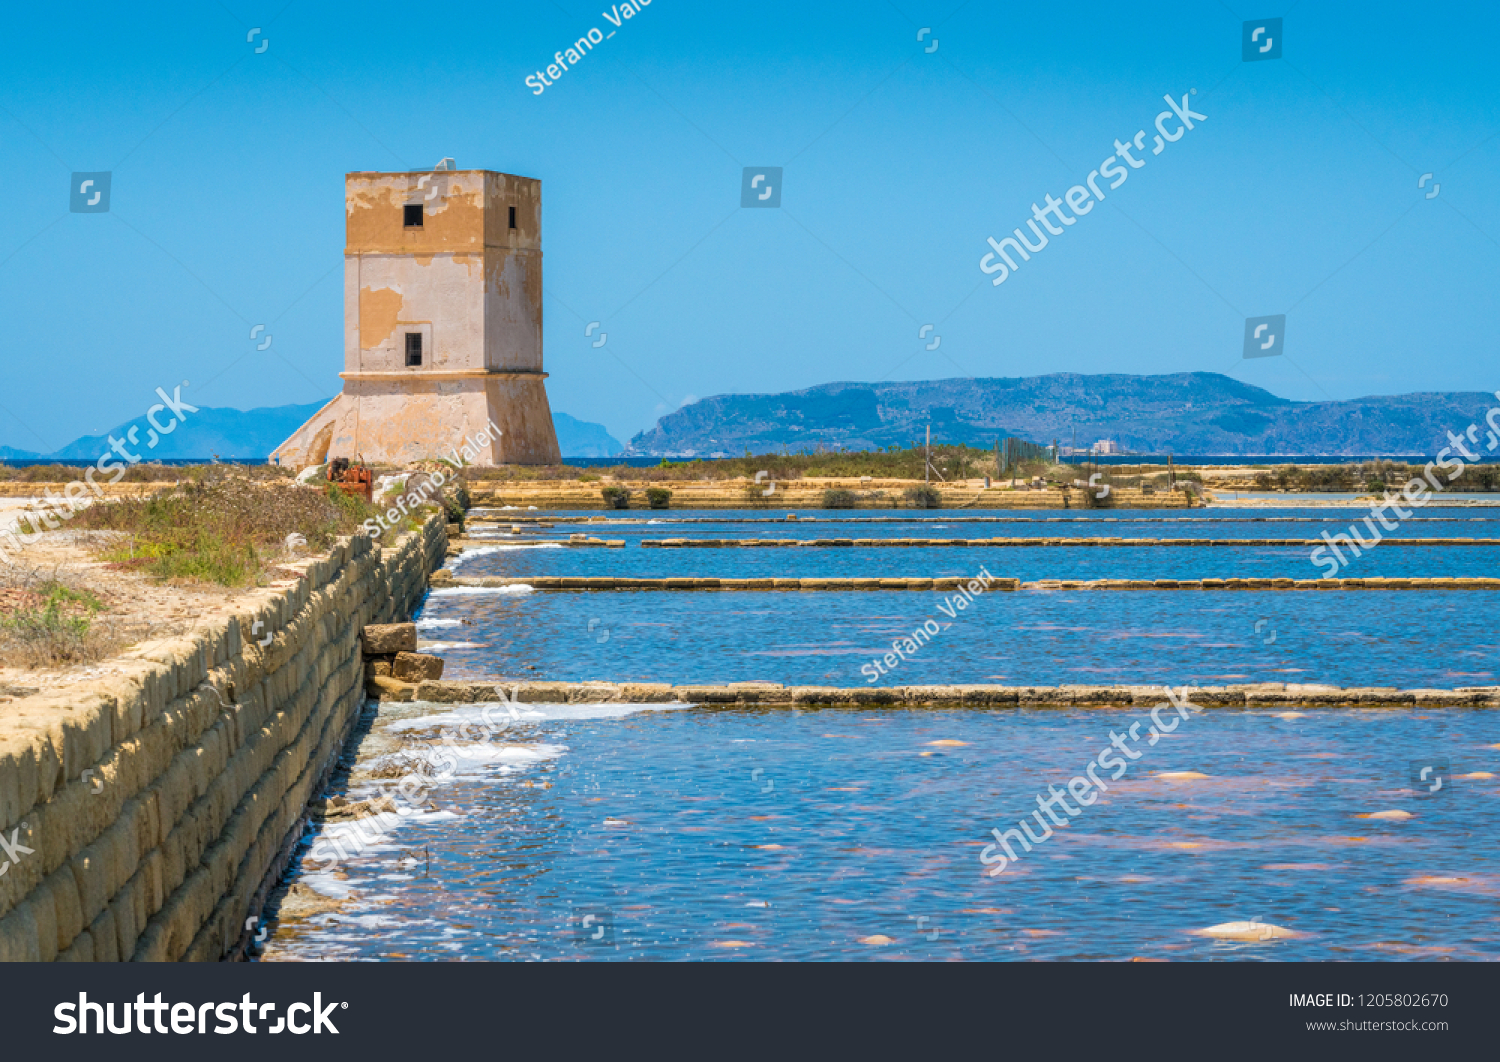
1093, 439, 1119, 455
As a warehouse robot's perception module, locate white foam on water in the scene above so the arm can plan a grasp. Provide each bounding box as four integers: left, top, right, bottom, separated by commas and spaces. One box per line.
450, 542, 563, 567
298, 870, 355, 899
335, 913, 405, 929
429, 584, 535, 596
393, 700, 691, 726
410, 808, 464, 821
453, 742, 566, 766
418, 641, 486, 651
416, 617, 464, 629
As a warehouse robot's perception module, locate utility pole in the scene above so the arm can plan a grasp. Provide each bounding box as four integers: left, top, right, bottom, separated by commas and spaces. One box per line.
925, 425, 931, 485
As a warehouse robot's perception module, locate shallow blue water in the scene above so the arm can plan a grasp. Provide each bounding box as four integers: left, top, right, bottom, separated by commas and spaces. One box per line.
457, 507, 1500, 582
264, 704, 1500, 961
453, 542, 1500, 582
471, 506, 1500, 540
264, 509, 1500, 962
420, 586, 1500, 689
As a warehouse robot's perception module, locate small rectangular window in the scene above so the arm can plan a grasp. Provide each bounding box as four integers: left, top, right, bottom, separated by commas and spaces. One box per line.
508, 206, 516, 229
403, 204, 423, 227
405, 333, 422, 366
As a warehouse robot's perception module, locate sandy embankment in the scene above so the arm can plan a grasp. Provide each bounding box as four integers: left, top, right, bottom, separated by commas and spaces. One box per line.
0, 523, 296, 706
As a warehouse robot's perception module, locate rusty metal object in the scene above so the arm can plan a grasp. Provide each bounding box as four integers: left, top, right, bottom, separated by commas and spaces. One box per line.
328, 454, 373, 503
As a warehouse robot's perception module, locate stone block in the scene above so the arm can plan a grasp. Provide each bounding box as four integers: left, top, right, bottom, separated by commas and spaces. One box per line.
367, 676, 417, 702
361, 623, 417, 654
392, 653, 445, 682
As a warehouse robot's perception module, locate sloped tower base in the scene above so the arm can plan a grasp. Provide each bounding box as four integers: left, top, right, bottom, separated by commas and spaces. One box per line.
271, 373, 561, 468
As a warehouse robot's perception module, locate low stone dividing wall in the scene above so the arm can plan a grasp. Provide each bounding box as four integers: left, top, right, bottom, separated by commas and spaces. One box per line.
367, 678, 1500, 710
0, 516, 446, 962
638, 536, 1500, 548
0, 482, 177, 499
430, 573, 1500, 592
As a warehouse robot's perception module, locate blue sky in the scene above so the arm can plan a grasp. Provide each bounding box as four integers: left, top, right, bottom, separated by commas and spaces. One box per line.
2, 0, 1497, 452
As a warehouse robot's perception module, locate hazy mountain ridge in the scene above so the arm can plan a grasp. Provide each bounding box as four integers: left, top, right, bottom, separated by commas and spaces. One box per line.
553, 412, 624, 457
3, 405, 623, 462
624, 373, 1500, 457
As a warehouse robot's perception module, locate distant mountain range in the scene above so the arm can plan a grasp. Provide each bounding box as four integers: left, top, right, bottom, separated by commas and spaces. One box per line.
553, 412, 624, 457
3, 404, 623, 462
624, 373, 1500, 457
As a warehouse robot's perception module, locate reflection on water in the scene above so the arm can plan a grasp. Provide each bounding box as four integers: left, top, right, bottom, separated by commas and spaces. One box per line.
262, 703, 1500, 961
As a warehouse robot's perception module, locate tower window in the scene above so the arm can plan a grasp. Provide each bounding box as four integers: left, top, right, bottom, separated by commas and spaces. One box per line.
508, 206, 516, 229
403, 204, 423, 227
405, 333, 422, 366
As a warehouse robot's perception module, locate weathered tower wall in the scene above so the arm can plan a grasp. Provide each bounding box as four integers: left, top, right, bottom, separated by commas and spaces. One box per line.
270, 169, 561, 467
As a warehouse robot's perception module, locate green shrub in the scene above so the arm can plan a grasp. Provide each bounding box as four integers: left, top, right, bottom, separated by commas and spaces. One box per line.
645, 487, 673, 509
822, 489, 857, 509
600, 486, 631, 509
903, 485, 941, 509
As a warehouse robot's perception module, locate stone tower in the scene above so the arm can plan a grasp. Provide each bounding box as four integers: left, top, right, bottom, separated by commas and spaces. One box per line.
270, 167, 561, 467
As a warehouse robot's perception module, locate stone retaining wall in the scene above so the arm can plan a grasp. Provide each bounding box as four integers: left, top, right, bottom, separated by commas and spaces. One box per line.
0, 516, 446, 961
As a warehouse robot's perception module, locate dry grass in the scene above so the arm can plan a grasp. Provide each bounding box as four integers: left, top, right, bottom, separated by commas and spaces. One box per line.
0, 567, 128, 668
71, 467, 388, 587
0, 461, 227, 484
